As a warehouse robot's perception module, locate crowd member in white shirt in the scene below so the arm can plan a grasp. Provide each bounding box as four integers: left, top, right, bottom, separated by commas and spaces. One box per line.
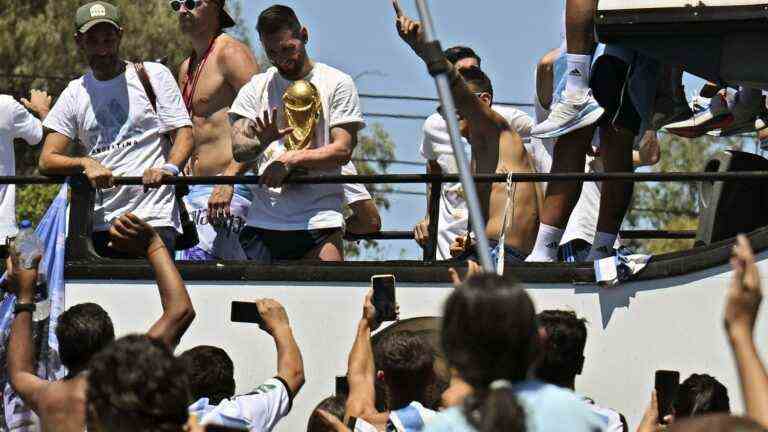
536, 310, 627, 432
39, 1, 194, 258
413, 46, 535, 260
230, 5, 365, 263
0, 90, 51, 245
183, 298, 305, 431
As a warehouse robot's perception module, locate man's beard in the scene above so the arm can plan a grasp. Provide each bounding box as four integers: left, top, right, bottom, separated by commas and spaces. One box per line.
276, 57, 305, 80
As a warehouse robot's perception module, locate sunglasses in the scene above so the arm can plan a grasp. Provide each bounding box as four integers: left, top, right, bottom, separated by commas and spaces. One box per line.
169, 0, 203, 12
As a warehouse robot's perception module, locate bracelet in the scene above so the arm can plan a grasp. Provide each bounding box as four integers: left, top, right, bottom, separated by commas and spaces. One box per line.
161, 163, 180, 176
146, 242, 167, 259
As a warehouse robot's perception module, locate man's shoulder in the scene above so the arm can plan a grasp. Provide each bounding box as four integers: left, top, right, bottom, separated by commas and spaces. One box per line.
38, 378, 86, 412
516, 381, 606, 429
217, 34, 252, 57
142, 61, 174, 78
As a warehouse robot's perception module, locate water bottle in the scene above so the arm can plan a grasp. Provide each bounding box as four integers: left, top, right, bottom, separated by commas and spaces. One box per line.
13, 220, 43, 269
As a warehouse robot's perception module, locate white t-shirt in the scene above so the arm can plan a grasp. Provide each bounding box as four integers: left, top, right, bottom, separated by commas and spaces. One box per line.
582, 397, 625, 432
230, 64, 365, 231
190, 377, 292, 432
419, 106, 535, 260
42, 62, 191, 232
0, 96, 42, 243
342, 162, 372, 205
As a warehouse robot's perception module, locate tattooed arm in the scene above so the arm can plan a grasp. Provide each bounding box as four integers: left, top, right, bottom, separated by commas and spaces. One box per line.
230, 109, 293, 163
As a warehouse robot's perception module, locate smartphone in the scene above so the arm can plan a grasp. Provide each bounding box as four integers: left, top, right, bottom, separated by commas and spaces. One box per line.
230, 301, 263, 325
335, 375, 349, 396
371, 275, 396, 322
655, 370, 680, 424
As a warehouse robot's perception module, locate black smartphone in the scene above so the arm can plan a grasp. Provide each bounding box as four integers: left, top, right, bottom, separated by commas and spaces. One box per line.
655, 370, 680, 424
371, 275, 396, 322
335, 375, 349, 396
230, 301, 263, 325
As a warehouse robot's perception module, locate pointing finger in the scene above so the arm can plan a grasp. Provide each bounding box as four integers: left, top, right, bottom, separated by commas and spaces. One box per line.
392, 0, 404, 18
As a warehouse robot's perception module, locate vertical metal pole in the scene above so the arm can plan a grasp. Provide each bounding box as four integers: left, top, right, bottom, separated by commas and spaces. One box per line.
423, 179, 441, 261
414, 0, 494, 272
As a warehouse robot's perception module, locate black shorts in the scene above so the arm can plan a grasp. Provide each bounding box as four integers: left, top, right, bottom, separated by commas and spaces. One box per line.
590, 55, 642, 136
239, 226, 341, 261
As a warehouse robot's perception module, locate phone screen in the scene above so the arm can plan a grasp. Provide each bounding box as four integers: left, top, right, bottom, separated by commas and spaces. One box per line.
230, 301, 263, 325
335, 375, 349, 396
371, 275, 396, 321
655, 370, 680, 423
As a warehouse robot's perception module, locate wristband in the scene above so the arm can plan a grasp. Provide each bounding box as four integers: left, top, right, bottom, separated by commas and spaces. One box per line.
14, 303, 36, 315
161, 163, 180, 176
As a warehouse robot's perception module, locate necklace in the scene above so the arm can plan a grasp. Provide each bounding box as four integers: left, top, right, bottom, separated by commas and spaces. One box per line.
182, 34, 220, 115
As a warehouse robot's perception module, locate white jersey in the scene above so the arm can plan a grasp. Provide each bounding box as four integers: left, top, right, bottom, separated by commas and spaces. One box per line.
230, 64, 365, 231
182, 184, 251, 260
43, 62, 191, 232
189, 377, 292, 432
354, 402, 438, 432
582, 397, 625, 432
0, 95, 42, 243
420, 106, 535, 260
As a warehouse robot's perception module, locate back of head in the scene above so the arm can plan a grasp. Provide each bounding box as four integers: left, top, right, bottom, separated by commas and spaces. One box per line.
257, 4, 301, 36
458, 67, 493, 98
56, 302, 115, 375
179, 345, 235, 405
375, 331, 435, 408
444, 46, 482, 67
669, 414, 766, 432
442, 274, 535, 432
674, 374, 730, 419
535, 310, 587, 387
306, 396, 346, 432
87, 334, 190, 432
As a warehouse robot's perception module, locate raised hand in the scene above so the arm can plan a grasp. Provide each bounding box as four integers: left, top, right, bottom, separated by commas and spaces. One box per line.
107, 213, 164, 257
392, 0, 426, 54
725, 234, 763, 336
448, 260, 482, 286
255, 108, 294, 147
2, 255, 39, 300
362, 289, 379, 331
256, 298, 291, 335
413, 218, 430, 248
21, 89, 51, 118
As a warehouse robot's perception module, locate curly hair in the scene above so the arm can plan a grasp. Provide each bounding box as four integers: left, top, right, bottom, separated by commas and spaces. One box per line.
87, 334, 191, 432
535, 310, 587, 386
179, 345, 235, 405
56, 302, 115, 375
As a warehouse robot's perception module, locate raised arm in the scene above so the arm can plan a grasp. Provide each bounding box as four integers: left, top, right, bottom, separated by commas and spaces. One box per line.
344, 290, 379, 422
257, 299, 305, 396
6, 255, 47, 412
108, 214, 195, 349
724, 234, 768, 427
230, 111, 293, 164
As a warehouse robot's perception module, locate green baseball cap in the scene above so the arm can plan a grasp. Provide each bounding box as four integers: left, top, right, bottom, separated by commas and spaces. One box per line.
75, 1, 122, 34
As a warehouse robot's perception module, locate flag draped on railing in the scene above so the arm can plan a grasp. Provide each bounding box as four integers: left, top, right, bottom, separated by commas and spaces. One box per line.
0, 185, 68, 430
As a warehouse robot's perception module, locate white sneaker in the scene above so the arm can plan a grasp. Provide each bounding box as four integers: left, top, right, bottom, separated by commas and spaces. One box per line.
531, 90, 605, 139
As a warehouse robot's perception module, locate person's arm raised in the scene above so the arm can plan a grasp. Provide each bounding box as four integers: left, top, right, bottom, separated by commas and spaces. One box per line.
257, 299, 305, 396
344, 290, 379, 422
6, 255, 48, 412
725, 234, 768, 428
230, 110, 293, 164
108, 214, 196, 349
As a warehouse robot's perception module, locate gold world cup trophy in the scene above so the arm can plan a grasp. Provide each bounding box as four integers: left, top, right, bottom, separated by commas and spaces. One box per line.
282, 80, 322, 152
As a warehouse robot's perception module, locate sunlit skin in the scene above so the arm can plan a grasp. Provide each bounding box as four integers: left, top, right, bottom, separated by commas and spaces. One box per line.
178, 0, 221, 36
260, 27, 313, 80
75, 23, 124, 81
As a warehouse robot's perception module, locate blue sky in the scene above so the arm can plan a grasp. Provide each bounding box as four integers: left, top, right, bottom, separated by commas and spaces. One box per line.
235, 0, 565, 259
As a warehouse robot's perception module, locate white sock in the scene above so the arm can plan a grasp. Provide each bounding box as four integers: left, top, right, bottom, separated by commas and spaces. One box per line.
525, 224, 564, 262
565, 54, 592, 98
586, 231, 618, 261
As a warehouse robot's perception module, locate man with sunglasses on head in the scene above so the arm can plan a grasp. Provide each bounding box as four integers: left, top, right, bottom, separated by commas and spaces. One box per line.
39, 1, 195, 258
172, 0, 261, 260
230, 5, 365, 262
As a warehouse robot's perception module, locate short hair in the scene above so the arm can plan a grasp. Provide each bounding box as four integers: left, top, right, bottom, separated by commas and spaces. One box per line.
674, 374, 730, 419
535, 310, 587, 386
257, 5, 301, 36
444, 46, 481, 67
179, 346, 235, 405
306, 396, 346, 432
458, 66, 493, 97
87, 334, 190, 432
376, 331, 435, 403
668, 414, 766, 432
56, 303, 115, 374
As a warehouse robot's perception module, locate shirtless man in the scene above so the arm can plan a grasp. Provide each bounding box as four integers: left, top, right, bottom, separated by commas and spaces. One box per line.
174, 0, 260, 258
394, 2, 539, 264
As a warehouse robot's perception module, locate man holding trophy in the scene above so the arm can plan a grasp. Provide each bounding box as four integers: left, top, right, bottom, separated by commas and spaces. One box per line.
229, 5, 365, 262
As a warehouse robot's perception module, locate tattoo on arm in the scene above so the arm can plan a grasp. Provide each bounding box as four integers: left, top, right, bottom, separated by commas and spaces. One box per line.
230, 116, 265, 163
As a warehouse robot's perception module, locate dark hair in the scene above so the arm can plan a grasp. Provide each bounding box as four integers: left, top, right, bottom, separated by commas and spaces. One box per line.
257, 5, 301, 36
442, 273, 534, 432
458, 66, 493, 97
87, 334, 191, 432
375, 331, 435, 408
56, 302, 115, 375
535, 310, 587, 386
668, 414, 766, 432
179, 345, 235, 405
444, 46, 481, 67
674, 374, 730, 419
306, 396, 346, 432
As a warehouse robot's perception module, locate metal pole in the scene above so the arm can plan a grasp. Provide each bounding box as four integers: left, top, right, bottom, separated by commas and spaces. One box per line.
414, 0, 494, 272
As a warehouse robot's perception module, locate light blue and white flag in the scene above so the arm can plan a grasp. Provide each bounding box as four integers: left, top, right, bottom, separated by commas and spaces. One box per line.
0, 185, 69, 430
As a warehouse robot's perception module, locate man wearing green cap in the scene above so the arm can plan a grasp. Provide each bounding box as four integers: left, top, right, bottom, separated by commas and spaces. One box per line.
39, 1, 195, 258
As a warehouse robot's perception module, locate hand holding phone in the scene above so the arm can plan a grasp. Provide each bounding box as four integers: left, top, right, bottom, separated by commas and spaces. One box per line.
655, 370, 680, 424
231, 301, 264, 326
371, 275, 397, 322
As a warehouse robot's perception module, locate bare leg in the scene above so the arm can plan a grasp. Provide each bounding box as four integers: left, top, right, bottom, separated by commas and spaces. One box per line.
308, 232, 344, 262
566, 0, 597, 55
